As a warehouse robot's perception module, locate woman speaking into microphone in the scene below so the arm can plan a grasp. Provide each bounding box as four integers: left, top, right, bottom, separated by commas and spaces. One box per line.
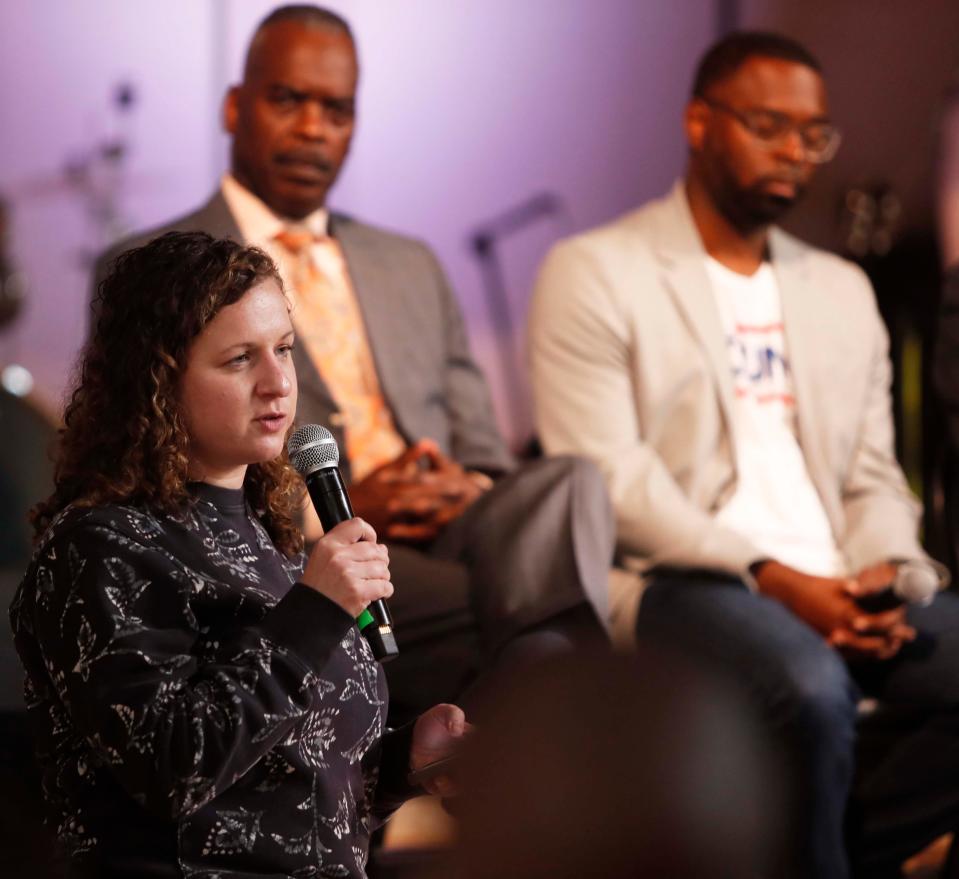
10, 231, 464, 878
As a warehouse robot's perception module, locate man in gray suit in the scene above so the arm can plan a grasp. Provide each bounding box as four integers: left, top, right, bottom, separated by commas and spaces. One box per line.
530, 31, 959, 879
94, 5, 611, 725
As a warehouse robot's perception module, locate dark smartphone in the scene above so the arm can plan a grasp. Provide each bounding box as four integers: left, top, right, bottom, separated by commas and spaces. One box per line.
854, 587, 902, 614
407, 755, 457, 787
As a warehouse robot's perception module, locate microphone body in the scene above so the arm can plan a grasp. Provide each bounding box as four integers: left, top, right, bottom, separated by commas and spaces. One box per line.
289, 426, 399, 663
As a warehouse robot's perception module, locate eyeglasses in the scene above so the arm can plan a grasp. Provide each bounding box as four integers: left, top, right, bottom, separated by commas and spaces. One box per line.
701, 98, 842, 164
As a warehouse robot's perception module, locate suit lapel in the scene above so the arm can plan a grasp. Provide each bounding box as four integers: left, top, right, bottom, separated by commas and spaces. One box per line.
193, 191, 244, 240
654, 185, 737, 440
330, 216, 409, 435
290, 343, 338, 422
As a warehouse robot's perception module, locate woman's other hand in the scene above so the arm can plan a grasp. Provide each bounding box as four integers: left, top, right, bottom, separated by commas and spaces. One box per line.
409, 703, 471, 797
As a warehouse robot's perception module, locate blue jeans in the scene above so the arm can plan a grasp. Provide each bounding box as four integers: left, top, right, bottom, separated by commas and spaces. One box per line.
636, 572, 959, 879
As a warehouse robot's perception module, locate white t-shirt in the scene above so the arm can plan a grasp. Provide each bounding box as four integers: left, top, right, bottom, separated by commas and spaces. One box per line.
706, 256, 845, 577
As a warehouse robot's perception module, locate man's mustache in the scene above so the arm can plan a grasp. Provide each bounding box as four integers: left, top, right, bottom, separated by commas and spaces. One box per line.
754, 174, 806, 189
274, 152, 335, 174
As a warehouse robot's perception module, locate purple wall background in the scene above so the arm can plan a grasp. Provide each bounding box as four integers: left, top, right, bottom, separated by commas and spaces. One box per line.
4, 2, 959, 445
0, 1, 716, 444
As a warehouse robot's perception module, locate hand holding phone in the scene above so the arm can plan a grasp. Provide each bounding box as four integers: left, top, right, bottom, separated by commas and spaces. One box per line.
408, 703, 472, 796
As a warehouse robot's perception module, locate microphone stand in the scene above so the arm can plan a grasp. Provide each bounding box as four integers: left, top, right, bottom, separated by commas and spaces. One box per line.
468, 193, 565, 449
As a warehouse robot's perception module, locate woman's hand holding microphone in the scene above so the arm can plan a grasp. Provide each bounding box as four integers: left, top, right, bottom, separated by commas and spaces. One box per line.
300, 517, 393, 617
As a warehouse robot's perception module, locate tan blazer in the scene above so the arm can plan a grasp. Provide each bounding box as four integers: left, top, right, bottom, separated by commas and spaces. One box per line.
529, 182, 929, 635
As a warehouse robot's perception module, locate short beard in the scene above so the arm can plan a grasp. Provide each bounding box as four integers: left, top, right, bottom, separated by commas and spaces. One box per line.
712, 173, 805, 235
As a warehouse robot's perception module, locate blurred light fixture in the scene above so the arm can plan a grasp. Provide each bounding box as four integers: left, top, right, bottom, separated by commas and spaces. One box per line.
2, 363, 34, 397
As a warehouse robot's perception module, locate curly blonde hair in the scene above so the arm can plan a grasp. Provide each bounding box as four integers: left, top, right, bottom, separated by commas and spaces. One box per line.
32, 231, 305, 556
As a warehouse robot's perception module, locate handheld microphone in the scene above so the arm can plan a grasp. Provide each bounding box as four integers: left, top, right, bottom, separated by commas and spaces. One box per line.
288, 424, 399, 663
854, 560, 939, 614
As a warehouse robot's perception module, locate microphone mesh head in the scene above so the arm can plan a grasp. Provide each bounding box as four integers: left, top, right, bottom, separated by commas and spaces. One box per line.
287, 424, 340, 476
893, 560, 939, 606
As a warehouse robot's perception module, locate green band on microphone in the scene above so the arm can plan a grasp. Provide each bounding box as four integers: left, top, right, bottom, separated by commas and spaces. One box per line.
357, 609, 375, 630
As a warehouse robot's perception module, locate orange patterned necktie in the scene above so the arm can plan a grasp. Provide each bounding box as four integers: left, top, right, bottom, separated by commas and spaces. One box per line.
274, 227, 406, 480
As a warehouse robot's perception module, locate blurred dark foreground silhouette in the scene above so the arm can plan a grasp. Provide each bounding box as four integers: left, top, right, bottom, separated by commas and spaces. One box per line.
426, 646, 794, 879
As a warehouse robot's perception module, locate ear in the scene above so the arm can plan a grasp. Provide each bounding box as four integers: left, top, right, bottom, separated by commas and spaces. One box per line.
223, 86, 241, 136
684, 99, 709, 152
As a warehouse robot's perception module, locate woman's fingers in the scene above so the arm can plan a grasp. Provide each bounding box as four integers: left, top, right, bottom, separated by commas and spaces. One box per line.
324, 516, 379, 546
358, 578, 394, 605
301, 517, 392, 616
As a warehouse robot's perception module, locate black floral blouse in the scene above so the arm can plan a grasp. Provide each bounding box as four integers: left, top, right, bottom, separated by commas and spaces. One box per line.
9, 483, 415, 878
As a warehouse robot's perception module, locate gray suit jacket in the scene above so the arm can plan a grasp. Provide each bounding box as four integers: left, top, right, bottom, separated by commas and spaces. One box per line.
529, 181, 929, 586
93, 192, 513, 482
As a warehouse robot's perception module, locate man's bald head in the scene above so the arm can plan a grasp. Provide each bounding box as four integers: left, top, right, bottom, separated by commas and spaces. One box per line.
243, 5, 354, 81
225, 5, 359, 219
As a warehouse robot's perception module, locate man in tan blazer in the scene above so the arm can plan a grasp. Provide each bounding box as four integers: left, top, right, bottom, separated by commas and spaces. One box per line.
530, 31, 959, 879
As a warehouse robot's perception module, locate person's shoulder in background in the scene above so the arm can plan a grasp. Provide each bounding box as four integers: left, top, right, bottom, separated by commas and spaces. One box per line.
88, 192, 241, 333
329, 211, 449, 278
